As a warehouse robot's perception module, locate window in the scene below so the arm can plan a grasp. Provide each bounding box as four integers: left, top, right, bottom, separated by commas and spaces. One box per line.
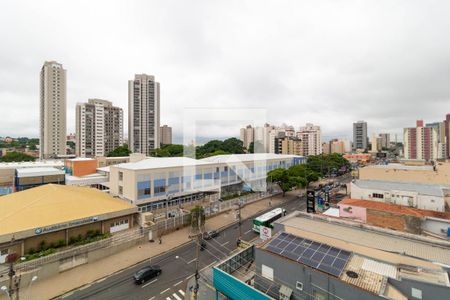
261, 264, 274, 281
118, 172, 123, 181
372, 193, 384, 199
296, 281, 303, 291
118, 186, 123, 195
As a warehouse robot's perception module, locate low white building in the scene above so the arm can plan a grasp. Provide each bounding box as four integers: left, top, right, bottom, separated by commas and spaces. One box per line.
350, 179, 448, 212
109, 153, 305, 213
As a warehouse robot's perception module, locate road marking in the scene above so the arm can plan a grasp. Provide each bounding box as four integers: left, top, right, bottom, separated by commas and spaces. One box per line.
187, 258, 197, 264
160, 288, 171, 294
179, 289, 186, 296
221, 241, 229, 246
244, 229, 252, 234
142, 278, 158, 288
174, 280, 183, 287
173, 293, 182, 300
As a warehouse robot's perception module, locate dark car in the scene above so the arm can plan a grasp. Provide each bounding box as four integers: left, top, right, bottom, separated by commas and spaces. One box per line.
133, 266, 161, 284
203, 230, 219, 240
200, 240, 207, 251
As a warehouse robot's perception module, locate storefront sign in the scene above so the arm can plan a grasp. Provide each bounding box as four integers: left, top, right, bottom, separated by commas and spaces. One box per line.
34, 216, 99, 235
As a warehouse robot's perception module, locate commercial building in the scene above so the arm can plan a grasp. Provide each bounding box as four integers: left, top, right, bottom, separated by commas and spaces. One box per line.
108, 153, 305, 213
338, 198, 450, 237
260, 212, 450, 300
359, 162, 450, 185
343, 153, 372, 164
64, 158, 98, 177
159, 125, 172, 145
297, 123, 321, 156
128, 74, 160, 155
15, 167, 65, 191
0, 184, 138, 262
350, 179, 449, 212
76, 99, 123, 157
353, 121, 368, 151
404, 120, 440, 161
39, 61, 67, 159
213, 212, 450, 300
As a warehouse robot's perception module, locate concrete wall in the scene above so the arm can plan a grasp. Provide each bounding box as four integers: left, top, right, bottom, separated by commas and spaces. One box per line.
366, 210, 422, 234
422, 217, 450, 237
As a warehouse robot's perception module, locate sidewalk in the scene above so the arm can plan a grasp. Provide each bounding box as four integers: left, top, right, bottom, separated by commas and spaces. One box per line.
6, 194, 288, 300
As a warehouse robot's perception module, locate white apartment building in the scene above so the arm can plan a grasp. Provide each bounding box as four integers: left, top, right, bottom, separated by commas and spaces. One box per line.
76, 99, 123, 157
129, 74, 160, 155
350, 179, 448, 212
240, 125, 254, 150
39, 61, 67, 159
297, 123, 322, 156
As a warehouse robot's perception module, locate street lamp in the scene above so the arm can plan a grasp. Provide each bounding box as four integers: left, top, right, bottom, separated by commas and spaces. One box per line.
1, 286, 10, 300
26, 275, 38, 300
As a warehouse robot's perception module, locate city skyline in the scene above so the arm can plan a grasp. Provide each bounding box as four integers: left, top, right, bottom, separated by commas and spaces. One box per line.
2, 1, 450, 141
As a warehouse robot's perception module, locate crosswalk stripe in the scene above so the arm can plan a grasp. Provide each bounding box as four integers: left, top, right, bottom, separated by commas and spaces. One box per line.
179, 289, 185, 296
173, 293, 182, 300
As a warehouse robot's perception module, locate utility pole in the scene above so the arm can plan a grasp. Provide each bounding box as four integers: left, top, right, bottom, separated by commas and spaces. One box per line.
190, 206, 204, 299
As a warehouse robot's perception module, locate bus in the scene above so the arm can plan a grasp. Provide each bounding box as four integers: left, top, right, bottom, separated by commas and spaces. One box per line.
252, 208, 286, 233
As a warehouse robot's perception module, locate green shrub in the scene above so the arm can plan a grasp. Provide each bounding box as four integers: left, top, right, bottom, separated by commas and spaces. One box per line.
28, 248, 36, 255
57, 239, 66, 248
39, 240, 46, 251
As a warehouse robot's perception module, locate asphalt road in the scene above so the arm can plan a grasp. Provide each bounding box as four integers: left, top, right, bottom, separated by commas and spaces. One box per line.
58, 194, 306, 300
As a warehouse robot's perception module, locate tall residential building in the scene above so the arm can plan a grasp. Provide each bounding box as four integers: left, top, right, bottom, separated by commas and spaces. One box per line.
445, 114, 450, 158
297, 123, 321, 156
404, 120, 438, 161
159, 125, 172, 145
352, 121, 368, 151
39, 61, 67, 159
239, 125, 254, 150
370, 133, 382, 152
76, 99, 123, 157
274, 136, 302, 155
379, 133, 390, 149
128, 74, 160, 155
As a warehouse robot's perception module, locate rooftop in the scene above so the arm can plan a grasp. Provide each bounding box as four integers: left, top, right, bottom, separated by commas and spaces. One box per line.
16, 167, 65, 177
367, 163, 434, 171
66, 157, 96, 162
277, 212, 450, 266
352, 179, 449, 197
114, 157, 211, 170
200, 153, 302, 164
339, 198, 450, 220
0, 184, 137, 238
0, 160, 64, 169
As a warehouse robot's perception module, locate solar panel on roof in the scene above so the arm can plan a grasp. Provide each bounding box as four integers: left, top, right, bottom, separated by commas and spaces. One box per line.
264, 232, 351, 277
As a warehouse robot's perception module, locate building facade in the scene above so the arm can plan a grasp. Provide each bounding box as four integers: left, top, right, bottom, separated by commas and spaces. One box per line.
404, 120, 439, 161
128, 74, 160, 155
40, 61, 67, 159
76, 99, 123, 157
159, 125, 172, 145
240, 125, 254, 151
380, 133, 390, 149
275, 137, 303, 156
297, 123, 321, 156
108, 154, 305, 213
353, 121, 368, 151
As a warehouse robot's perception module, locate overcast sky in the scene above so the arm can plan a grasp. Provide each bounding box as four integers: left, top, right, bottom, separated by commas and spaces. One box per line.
0, 0, 449, 143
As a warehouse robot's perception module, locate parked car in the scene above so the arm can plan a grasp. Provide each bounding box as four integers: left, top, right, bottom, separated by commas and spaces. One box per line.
200, 240, 207, 251
203, 230, 219, 240
133, 266, 162, 284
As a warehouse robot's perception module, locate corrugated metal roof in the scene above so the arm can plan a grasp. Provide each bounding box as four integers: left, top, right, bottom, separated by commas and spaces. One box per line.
16, 167, 65, 177
200, 153, 303, 164
362, 258, 397, 279
341, 255, 386, 295
353, 179, 448, 197
115, 157, 211, 170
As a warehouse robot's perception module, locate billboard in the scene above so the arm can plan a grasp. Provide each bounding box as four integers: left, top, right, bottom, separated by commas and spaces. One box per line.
307, 190, 315, 213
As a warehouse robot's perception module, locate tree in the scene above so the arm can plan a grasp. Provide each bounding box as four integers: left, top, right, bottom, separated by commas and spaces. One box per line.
248, 142, 254, 154
221, 138, 245, 154
267, 168, 305, 196
107, 144, 131, 157
0, 152, 36, 162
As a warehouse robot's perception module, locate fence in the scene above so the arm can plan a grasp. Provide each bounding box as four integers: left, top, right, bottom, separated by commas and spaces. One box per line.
1, 190, 279, 277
